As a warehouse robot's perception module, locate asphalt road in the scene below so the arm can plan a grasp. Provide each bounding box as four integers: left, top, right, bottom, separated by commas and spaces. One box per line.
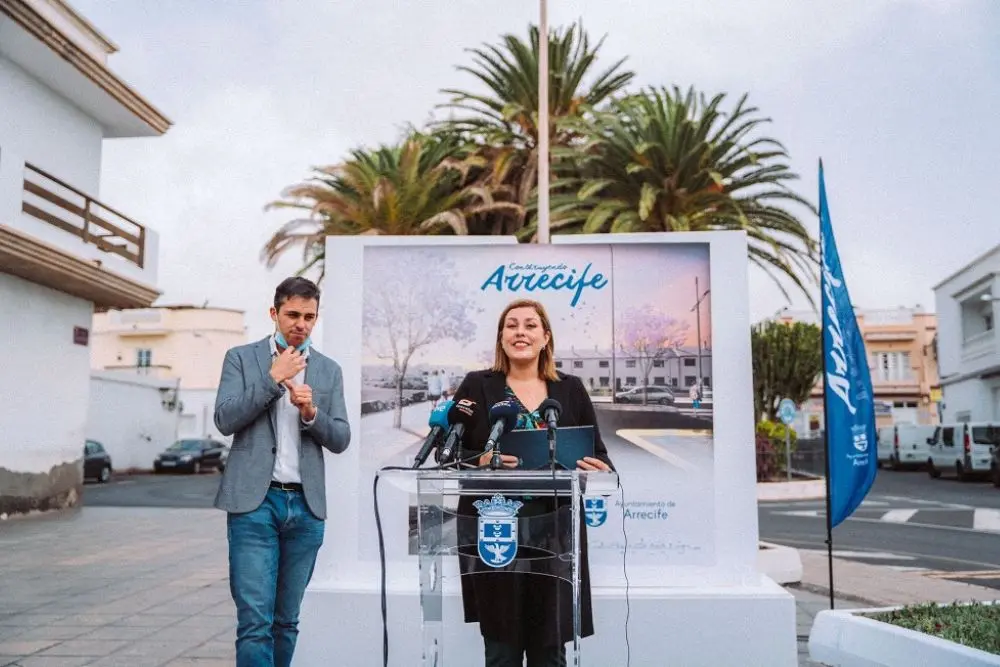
83, 472, 222, 508
760, 467, 1000, 589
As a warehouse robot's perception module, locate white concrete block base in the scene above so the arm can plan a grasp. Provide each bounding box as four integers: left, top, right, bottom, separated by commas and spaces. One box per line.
758, 541, 803, 584
757, 478, 826, 501
296, 576, 798, 666
809, 606, 1000, 666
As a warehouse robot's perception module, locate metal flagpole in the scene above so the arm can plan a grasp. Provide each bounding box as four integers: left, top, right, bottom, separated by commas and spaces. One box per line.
537, 0, 550, 244
820, 159, 835, 610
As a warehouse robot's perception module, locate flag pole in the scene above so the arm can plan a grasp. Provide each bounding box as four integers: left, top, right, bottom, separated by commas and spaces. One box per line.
819, 158, 835, 610
537, 0, 550, 244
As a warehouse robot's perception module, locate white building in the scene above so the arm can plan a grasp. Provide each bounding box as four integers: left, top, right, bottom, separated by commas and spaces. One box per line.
555, 345, 714, 396
933, 243, 1000, 422
0, 0, 170, 514
90, 306, 248, 441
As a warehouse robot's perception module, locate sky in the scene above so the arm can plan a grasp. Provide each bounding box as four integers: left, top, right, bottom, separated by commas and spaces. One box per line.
72, 0, 1000, 345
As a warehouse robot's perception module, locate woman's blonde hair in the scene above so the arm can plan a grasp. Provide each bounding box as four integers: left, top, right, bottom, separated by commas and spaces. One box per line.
491, 299, 559, 381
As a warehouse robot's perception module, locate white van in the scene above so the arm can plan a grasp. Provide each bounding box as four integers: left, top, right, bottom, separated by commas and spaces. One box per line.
876, 426, 896, 468
927, 423, 1000, 481
891, 424, 936, 469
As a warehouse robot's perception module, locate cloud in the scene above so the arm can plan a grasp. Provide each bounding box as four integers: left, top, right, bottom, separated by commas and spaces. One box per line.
72, 0, 1000, 345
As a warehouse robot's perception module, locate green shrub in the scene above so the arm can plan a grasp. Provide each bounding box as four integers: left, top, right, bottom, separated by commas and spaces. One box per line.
866, 601, 1000, 655
756, 418, 798, 477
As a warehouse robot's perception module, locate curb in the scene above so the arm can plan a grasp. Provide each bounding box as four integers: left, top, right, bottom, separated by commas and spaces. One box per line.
757, 478, 827, 501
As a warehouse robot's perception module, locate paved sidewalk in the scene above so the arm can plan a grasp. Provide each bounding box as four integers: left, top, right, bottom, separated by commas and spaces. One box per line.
790, 587, 856, 666
0, 505, 886, 666
0, 507, 234, 667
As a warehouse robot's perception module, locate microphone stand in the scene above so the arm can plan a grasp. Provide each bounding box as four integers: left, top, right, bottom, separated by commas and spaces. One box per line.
489, 443, 503, 470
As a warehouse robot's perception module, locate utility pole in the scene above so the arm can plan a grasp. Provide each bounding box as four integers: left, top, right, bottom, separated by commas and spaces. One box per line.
537, 0, 550, 244
690, 277, 711, 389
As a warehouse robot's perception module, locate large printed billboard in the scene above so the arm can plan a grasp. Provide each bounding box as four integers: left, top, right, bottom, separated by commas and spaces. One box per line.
357, 243, 716, 569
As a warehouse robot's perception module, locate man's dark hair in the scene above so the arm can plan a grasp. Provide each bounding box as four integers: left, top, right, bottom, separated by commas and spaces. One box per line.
274, 277, 320, 311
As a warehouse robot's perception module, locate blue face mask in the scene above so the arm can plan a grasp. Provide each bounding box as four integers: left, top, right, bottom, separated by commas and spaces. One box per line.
275, 331, 311, 353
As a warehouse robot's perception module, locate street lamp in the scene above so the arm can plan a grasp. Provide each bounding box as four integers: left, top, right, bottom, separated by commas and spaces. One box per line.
690, 277, 711, 391
980, 293, 1000, 303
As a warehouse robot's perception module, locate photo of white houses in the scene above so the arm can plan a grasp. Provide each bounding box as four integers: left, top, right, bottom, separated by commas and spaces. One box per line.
554, 344, 713, 403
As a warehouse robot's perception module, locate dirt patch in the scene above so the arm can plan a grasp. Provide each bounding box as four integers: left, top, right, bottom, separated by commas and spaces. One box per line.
0, 460, 83, 517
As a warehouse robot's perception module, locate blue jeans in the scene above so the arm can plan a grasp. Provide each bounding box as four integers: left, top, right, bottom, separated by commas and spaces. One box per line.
228, 487, 324, 667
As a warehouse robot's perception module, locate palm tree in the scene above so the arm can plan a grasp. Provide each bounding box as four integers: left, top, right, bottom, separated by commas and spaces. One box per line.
261, 131, 520, 279
537, 86, 818, 303
435, 21, 634, 234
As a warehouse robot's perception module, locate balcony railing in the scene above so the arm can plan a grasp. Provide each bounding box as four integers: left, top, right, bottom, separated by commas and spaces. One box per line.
22, 162, 146, 268
101, 364, 173, 378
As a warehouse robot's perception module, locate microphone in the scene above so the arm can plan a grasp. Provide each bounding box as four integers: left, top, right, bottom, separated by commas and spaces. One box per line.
438, 398, 477, 465
538, 398, 561, 431
485, 399, 519, 469
538, 398, 562, 470
411, 400, 453, 468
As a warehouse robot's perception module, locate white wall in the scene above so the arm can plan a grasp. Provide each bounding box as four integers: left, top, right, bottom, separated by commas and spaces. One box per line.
0, 273, 92, 474
941, 376, 1000, 423
86, 372, 181, 470
0, 54, 103, 194
934, 248, 1000, 379
176, 388, 229, 443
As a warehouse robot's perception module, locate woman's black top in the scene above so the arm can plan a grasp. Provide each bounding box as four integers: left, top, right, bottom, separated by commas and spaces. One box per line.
451, 369, 615, 648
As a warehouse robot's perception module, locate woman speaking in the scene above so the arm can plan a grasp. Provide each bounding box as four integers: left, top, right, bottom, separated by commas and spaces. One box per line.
451, 298, 614, 667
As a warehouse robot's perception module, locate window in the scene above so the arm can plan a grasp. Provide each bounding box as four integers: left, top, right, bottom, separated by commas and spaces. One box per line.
554, 361, 563, 369
684, 376, 697, 386
599, 377, 609, 387
573, 361, 583, 369
872, 352, 911, 382
653, 360, 665, 368
625, 360, 636, 368
137, 349, 152, 367
972, 426, 1000, 446
941, 427, 955, 448
683, 358, 696, 367
703, 377, 711, 388
653, 376, 666, 386
598, 360, 609, 368
625, 376, 636, 385
670, 378, 678, 387
961, 295, 994, 341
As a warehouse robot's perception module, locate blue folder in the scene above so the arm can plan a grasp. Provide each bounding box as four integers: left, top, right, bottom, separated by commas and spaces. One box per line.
498, 425, 595, 471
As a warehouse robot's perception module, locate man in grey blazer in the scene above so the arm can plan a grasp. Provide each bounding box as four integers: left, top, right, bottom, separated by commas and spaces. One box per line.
214, 277, 350, 667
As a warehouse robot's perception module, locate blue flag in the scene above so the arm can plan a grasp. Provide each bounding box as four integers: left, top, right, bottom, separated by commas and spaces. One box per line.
819, 162, 877, 528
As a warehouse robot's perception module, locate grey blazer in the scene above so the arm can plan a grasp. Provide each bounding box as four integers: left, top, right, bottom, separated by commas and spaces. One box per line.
212, 337, 351, 519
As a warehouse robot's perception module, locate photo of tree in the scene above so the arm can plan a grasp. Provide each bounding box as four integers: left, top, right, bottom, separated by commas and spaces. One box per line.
357, 242, 715, 568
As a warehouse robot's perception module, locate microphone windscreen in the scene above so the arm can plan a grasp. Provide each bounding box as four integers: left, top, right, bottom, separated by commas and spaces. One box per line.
489, 399, 520, 421
448, 398, 477, 425
538, 398, 562, 417
428, 400, 453, 429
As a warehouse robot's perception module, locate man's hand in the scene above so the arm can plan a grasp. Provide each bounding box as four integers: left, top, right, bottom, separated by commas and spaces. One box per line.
270, 346, 306, 385
285, 380, 317, 421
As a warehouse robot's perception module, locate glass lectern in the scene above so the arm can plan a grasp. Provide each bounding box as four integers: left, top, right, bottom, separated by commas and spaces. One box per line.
412, 468, 618, 667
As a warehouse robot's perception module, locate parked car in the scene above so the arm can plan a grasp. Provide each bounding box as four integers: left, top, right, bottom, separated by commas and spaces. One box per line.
154, 438, 227, 474
614, 385, 676, 405
927, 422, 999, 481
83, 439, 112, 483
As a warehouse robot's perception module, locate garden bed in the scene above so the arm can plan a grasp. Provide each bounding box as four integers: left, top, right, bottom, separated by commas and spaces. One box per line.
865, 602, 1000, 656
810, 601, 1000, 666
